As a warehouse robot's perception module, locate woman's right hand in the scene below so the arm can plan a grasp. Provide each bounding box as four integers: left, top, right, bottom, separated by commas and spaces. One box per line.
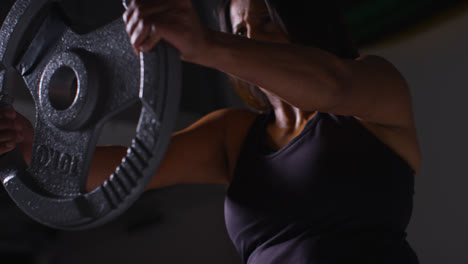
0, 108, 33, 163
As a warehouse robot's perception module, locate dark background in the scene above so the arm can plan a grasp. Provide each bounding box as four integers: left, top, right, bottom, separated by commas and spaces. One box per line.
1, 0, 467, 263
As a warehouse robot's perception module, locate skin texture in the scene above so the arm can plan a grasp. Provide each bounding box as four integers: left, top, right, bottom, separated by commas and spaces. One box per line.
0, 109, 33, 164
123, 0, 420, 172
229, 0, 317, 149
0, 0, 421, 192
226, 0, 421, 173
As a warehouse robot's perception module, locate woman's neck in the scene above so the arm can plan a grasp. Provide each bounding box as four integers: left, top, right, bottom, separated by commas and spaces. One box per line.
266, 93, 316, 134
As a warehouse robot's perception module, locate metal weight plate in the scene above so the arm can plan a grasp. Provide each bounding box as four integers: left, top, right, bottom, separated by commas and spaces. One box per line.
0, 0, 181, 229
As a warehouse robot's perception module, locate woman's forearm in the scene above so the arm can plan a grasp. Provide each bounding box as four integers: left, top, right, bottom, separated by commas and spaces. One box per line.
124, 0, 350, 112
191, 30, 349, 111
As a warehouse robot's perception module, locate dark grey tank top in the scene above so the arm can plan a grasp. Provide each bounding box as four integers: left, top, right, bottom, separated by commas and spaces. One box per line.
224, 110, 418, 263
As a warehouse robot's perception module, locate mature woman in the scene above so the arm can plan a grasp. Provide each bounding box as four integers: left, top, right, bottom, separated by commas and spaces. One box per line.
0, 0, 421, 263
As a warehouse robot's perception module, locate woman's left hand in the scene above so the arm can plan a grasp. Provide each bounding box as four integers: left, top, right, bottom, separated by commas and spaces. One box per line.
122, 0, 211, 62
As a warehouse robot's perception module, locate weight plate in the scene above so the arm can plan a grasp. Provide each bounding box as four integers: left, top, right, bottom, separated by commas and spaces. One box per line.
0, 0, 181, 230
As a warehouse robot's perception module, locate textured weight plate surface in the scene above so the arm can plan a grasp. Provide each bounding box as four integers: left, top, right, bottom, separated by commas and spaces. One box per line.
0, 0, 181, 229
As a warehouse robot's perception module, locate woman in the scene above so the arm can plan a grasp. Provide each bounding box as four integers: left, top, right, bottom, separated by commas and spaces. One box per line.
0, 0, 421, 262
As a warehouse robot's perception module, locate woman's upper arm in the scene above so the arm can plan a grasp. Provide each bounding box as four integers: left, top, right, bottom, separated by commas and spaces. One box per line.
329, 55, 415, 128
146, 109, 230, 189
146, 108, 257, 189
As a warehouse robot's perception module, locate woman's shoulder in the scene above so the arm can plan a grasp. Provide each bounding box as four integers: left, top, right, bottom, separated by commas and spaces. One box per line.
223, 108, 261, 141
179, 108, 258, 132
222, 108, 260, 123
197, 107, 259, 131
222, 107, 261, 140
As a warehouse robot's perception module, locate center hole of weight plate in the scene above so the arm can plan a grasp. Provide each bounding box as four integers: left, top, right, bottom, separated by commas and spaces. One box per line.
49, 67, 78, 110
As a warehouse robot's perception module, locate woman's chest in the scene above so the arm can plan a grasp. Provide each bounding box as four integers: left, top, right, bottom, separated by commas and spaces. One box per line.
230, 132, 365, 210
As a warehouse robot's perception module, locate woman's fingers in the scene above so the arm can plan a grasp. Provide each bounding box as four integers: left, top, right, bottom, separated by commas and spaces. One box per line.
0, 119, 16, 130
139, 25, 162, 52
122, 5, 133, 23
0, 109, 25, 148
0, 109, 31, 156
131, 21, 152, 54
0, 109, 16, 120
0, 128, 24, 155
15, 129, 24, 142
0, 117, 23, 131
123, 0, 205, 60
0, 142, 16, 154
124, 0, 176, 53
126, 7, 142, 38
122, 0, 139, 23
0, 130, 17, 142
136, 2, 173, 18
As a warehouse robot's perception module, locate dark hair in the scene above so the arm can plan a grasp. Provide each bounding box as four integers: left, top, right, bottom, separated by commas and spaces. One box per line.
217, 0, 360, 112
